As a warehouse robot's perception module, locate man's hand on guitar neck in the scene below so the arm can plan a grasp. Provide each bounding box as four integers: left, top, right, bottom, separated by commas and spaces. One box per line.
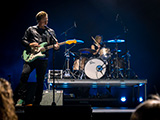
29, 42, 40, 47
54, 42, 60, 50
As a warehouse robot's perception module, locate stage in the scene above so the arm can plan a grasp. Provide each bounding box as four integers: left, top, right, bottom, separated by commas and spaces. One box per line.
49, 79, 147, 99
43, 78, 148, 107
16, 79, 147, 119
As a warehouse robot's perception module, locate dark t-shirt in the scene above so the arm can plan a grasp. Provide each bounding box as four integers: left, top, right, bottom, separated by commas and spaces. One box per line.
91, 42, 106, 57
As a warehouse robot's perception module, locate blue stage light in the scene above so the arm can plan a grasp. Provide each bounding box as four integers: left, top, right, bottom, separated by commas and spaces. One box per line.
121, 97, 126, 102
139, 97, 143, 102
139, 83, 143, 86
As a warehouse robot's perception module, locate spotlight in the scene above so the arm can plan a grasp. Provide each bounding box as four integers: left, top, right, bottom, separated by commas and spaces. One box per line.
121, 97, 126, 102
139, 83, 143, 86
139, 97, 143, 102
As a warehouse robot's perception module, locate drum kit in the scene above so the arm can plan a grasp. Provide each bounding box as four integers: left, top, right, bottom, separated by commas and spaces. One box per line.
63, 38, 137, 80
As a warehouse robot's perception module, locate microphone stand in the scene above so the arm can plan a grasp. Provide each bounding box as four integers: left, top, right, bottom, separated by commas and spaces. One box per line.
60, 22, 76, 49
45, 26, 58, 106
115, 14, 128, 52
119, 15, 129, 78
116, 14, 138, 79
60, 22, 76, 78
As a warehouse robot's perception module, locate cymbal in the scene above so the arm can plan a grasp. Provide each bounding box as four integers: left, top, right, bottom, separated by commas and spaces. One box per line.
105, 39, 125, 43
111, 49, 122, 53
78, 48, 96, 54
67, 39, 84, 44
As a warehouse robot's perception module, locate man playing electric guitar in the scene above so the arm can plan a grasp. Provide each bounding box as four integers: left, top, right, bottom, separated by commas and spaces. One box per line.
14, 11, 60, 106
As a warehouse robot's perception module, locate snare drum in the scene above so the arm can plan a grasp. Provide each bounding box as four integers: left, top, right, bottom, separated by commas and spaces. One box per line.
84, 58, 106, 79
99, 47, 111, 60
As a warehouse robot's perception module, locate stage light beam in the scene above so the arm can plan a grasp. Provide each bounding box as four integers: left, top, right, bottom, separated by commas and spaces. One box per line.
121, 97, 126, 102
139, 97, 143, 102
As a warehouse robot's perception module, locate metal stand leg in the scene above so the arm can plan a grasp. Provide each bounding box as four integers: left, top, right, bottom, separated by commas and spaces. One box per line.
63, 46, 76, 79
145, 83, 147, 100
132, 86, 135, 103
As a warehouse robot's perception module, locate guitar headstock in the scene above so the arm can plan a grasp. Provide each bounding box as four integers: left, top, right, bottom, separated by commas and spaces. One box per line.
66, 39, 77, 45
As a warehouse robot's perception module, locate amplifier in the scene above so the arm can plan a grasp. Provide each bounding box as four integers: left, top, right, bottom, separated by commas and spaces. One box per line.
40, 90, 63, 106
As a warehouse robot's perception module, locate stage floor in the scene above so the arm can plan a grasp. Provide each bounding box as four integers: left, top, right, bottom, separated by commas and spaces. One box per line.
92, 107, 135, 113
49, 78, 147, 103
53, 79, 147, 87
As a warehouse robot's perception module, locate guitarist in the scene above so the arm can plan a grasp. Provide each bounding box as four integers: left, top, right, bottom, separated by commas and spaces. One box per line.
14, 11, 59, 106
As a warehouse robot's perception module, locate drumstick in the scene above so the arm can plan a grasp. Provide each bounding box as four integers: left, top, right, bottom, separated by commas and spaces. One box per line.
91, 36, 100, 45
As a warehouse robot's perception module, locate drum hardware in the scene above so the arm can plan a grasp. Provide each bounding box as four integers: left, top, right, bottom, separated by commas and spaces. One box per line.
107, 39, 125, 79
122, 51, 138, 79
111, 49, 122, 53
70, 38, 138, 80
73, 48, 96, 79
106, 39, 125, 43
63, 44, 77, 79
78, 48, 96, 54
84, 58, 107, 79
76, 48, 95, 79
73, 54, 88, 79
78, 54, 87, 79
60, 21, 82, 79
99, 47, 111, 60
63, 39, 84, 79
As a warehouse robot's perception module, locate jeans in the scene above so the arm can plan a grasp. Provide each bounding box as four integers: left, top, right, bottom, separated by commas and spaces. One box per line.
14, 59, 48, 105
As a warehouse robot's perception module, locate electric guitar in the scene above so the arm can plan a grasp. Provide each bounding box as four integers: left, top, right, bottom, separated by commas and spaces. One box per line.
22, 39, 77, 63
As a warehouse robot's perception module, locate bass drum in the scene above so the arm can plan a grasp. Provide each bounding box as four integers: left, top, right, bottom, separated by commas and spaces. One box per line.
84, 58, 106, 79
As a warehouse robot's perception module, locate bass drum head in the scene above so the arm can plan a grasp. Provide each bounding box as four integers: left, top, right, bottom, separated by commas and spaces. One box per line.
84, 58, 106, 79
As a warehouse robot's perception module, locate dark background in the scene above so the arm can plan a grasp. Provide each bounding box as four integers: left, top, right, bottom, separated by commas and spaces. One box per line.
1, 0, 160, 95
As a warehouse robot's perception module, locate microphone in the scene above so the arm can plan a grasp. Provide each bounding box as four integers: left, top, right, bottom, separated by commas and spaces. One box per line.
115, 14, 119, 21
74, 21, 77, 28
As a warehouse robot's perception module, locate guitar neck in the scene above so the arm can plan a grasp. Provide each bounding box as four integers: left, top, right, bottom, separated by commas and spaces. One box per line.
46, 41, 66, 50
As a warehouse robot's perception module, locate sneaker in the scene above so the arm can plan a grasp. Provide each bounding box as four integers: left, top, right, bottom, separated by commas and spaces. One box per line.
15, 99, 24, 106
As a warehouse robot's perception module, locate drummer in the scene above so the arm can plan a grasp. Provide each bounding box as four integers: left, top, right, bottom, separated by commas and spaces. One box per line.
91, 35, 112, 78
91, 35, 106, 57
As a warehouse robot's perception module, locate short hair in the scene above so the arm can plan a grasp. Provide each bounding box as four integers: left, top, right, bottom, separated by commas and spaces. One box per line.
95, 35, 103, 41
130, 98, 160, 120
35, 11, 48, 22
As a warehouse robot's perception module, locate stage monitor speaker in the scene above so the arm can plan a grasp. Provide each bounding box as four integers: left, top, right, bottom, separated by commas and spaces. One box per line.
40, 90, 63, 106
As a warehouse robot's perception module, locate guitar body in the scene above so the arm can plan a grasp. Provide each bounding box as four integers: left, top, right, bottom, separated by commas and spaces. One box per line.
23, 42, 48, 63
22, 40, 77, 63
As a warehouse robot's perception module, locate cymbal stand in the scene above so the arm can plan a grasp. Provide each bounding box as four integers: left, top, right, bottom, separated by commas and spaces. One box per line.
61, 22, 76, 79
63, 44, 76, 79
78, 53, 86, 80
111, 41, 124, 79
125, 51, 138, 79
